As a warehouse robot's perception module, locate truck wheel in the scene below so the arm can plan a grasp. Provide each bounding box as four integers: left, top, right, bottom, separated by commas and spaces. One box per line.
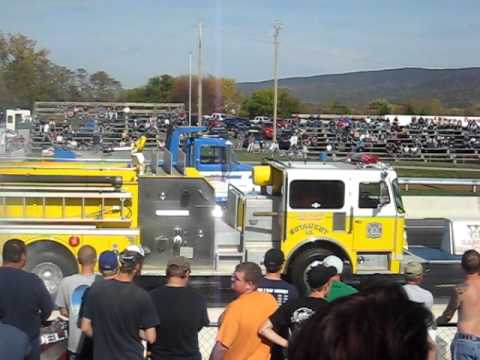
291, 247, 334, 295
25, 242, 78, 294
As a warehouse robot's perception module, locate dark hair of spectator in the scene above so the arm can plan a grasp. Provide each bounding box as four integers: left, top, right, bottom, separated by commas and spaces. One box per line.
359, 275, 410, 303
77, 245, 97, 266
461, 249, 480, 274
119, 262, 136, 274
265, 264, 282, 273
235, 262, 263, 288
2, 239, 26, 263
289, 281, 434, 360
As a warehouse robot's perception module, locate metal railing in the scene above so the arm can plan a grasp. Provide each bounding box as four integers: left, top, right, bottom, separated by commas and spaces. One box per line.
38, 322, 457, 360
399, 177, 480, 192
197, 323, 458, 360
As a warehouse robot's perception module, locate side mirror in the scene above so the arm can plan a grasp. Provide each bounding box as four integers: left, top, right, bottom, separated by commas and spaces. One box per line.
378, 182, 390, 208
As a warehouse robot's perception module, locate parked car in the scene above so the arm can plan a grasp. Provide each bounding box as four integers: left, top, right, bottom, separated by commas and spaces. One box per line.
224, 117, 250, 131
208, 113, 228, 128
261, 120, 288, 139
262, 121, 273, 139
251, 116, 270, 125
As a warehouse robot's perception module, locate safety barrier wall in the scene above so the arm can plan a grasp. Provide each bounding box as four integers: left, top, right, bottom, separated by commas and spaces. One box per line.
403, 196, 480, 219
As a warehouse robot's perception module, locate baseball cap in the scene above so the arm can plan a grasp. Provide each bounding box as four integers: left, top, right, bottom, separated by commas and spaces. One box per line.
404, 261, 425, 279
167, 256, 191, 272
322, 255, 344, 274
125, 245, 146, 257
264, 249, 285, 267
99, 250, 118, 272
119, 249, 144, 268
307, 264, 337, 289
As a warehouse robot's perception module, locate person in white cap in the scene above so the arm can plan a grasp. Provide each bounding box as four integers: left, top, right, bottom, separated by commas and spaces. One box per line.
322, 255, 357, 302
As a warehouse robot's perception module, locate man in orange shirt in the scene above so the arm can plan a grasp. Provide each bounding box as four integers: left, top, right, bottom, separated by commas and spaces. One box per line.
210, 262, 278, 360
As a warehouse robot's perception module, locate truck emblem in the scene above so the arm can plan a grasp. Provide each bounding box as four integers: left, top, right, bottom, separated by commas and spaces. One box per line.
311, 202, 321, 209
367, 223, 382, 239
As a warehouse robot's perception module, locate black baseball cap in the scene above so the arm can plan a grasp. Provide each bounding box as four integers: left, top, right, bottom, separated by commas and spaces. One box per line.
119, 249, 143, 269
264, 249, 285, 267
307, 264, 337, 289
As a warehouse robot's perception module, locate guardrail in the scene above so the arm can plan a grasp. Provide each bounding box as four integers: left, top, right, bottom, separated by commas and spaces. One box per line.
399, 177, 480, 192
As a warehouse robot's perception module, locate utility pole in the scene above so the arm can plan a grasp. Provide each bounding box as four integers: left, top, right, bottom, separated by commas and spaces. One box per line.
197, 22, 203, 126
188, 52, 192, 126
272, 21, 282, 150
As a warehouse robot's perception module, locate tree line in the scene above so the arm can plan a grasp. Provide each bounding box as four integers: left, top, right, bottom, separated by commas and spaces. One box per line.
0, 33, 122, 108
1, 31, 475, 118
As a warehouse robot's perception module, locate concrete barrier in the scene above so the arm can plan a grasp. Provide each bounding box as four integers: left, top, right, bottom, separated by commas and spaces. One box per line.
404, 196, 480, 219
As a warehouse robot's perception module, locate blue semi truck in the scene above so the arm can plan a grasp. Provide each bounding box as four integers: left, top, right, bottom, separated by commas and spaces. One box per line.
163, 126, 256, 202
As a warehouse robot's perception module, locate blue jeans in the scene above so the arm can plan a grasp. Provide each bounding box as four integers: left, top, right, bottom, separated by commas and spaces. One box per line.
451, 333, 480, 360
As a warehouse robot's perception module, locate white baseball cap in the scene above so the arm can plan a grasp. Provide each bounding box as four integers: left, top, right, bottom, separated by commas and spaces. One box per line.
125, 245, 146, 257
322, 255, 343, 274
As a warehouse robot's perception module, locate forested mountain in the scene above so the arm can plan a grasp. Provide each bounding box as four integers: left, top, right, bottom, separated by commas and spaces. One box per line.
238, 68, 480, 109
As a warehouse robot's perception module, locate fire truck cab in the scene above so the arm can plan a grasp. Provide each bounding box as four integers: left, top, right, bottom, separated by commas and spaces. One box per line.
245, 157, 405, 290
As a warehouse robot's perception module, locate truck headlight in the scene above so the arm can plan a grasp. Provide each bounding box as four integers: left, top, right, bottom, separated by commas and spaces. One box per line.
212, 205, 223, 218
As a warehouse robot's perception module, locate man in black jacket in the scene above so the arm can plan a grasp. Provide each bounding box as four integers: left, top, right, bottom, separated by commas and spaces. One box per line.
0, 239, 53, 360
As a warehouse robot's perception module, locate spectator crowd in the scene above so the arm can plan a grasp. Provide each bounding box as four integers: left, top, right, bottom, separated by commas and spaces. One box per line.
26, 111, 480, 163
237, 116, 480, 162
30, 104, 188, 154
1, 239, 480, 359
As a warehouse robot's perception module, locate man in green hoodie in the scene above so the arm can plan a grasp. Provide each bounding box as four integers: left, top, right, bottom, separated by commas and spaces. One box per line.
322, 255, 357, 302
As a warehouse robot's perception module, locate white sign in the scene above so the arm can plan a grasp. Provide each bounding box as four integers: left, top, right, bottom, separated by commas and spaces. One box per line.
451, 220, 480, 255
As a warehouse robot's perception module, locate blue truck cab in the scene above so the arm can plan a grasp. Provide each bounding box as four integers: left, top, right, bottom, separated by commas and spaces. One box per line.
165, 126, 255, 202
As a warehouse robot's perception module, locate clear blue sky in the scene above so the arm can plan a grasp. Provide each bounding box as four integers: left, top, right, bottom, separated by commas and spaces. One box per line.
1, 0, 478, 88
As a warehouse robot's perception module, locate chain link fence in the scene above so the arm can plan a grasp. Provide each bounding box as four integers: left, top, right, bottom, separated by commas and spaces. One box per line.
197, 323, 458, 360
199, 324, 218, 359
435, 325, 457, 360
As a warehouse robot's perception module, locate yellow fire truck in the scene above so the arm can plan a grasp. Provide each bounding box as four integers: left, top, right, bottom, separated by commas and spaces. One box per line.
0, 155, 406, 292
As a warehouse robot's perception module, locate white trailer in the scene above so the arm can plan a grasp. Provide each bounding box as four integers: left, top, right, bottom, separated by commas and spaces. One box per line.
5, 109, 32, 131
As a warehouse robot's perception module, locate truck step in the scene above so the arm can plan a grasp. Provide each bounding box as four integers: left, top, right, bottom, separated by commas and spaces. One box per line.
215, 248, 245, 270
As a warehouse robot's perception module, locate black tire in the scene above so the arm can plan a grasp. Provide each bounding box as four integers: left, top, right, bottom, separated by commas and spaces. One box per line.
290, 247, 334, 295
25, 242, 78, 294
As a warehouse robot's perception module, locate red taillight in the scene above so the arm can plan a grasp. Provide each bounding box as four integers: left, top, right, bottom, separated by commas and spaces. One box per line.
349, 153, 379, 165
68, 236, 80, 247
359, 154, 379, 164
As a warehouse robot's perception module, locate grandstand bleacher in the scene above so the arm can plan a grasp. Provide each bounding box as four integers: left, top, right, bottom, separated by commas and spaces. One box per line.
24, 106, 480, 163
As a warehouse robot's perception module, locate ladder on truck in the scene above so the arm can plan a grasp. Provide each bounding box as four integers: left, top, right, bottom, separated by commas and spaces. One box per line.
0, 187, 133, 224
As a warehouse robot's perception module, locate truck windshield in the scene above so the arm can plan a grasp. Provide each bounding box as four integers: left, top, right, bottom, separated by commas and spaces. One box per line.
200, 146, 225, 164
290, 180, 345, 209
392, 179, 405, 214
